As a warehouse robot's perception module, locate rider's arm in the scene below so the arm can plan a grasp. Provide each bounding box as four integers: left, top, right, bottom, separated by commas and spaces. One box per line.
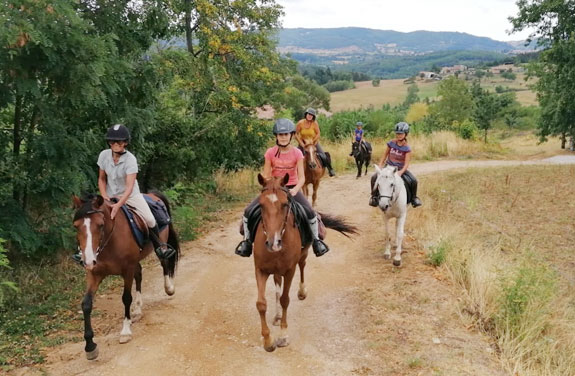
379, 145, 391, 167
398, 152, 411, 176
290, 158, 305, 196
312, 122, 320, 145
98, 169, 110, 201
262, 157, 273, 180
295, 122, 304, 146
116, 174, 137, 207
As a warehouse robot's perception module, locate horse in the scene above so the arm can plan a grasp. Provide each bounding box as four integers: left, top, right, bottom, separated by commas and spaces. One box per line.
351, 141, 371, 178
302, 143, 325, 207
72, 192, 180, 360
253, 173, 357, 352
373, 164, 408, 267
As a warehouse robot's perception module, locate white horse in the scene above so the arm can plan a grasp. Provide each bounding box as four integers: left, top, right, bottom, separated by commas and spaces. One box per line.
373, 164, 408, 266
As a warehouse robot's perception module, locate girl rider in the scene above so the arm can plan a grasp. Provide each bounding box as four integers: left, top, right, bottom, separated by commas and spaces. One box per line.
295, 108, 336, 177
369, 122, 422, 208
235, 118, 330, 258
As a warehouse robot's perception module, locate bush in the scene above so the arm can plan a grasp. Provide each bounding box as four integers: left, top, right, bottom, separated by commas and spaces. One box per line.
457, 119, 479, 140
323, 80, 355, 93
0, 239, 18, 307
372, 78, 381, 87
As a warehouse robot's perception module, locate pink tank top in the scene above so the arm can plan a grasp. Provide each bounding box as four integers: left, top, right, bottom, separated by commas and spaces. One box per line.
264, 146, 304, 186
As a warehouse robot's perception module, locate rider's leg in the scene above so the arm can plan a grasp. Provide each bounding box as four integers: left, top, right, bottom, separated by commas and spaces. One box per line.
235, 197, 258, 257
293, 191, 329, 256
369, 173, 379, 207
148, 224, 176, 259
349, 142, 355, 156
316, 143, 335, 177
403, 170, 422, 207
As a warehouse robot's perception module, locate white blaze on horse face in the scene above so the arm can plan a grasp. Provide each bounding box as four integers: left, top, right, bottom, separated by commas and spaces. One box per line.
82, 217, 98, 267
266, 193, 278, 204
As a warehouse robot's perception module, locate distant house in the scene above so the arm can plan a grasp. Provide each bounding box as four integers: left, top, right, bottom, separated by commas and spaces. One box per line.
489, 63, 524, 74
418, 71, 440, 80
440, 65, 468, 75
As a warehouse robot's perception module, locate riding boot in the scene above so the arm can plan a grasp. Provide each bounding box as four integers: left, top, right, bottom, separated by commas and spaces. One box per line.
149, 225, 176, 259
405, 172, 423, 208
234, 216, 252, 257
368, 174, 379, 207
308, 216, 329, 257
325, 153, 336, 177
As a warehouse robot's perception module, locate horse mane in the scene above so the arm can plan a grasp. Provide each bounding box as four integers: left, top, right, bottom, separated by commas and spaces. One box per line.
73, 194, 101, 221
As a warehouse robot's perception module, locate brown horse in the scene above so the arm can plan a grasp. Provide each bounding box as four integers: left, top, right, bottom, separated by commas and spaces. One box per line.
72, 192, 180, 360
253, 174, 357, 352
302, 143, 325, 207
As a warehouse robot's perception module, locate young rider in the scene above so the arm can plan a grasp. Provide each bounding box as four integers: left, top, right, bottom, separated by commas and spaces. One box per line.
235, 118, 330, 258
369, 122, 422, 208
72, 124, 173, 264
350, 121, 372, 156
295, 108, 336, 177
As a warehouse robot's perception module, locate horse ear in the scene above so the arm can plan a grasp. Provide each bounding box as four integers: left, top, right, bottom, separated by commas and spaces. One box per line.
72, 195, 83, 209
281, 173, 289, 186
374, 164, 382, 173
95, 195, 105, 208
257, 173, 266, 187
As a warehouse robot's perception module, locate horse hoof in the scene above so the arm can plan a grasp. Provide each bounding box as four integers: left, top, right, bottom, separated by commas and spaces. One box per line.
298, 290, 307, 300
86, 347, 99, 360
273, 316, 282, 326
165, 286, 175, 296
393, 259, 401, 267
276, 337, 289, 347
132, 312, 143, 322
383, 253, 391, 260
119, 334, 132, 344
264, 342, 277, 352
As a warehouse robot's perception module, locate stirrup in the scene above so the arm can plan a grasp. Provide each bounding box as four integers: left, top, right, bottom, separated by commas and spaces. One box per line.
328, 169, 336, 177
154, 243, 176, 259
312, 239, 329, 257
235, 240, 252, 257
412, 197, 423, 208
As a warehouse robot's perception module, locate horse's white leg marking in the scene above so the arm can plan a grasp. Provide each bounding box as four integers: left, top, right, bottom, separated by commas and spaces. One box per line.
273, 280, 282, 326
277, 327, 289, 347
164, 275, 175, 296
132, 291, 143, 320
82, 218, 98, 266
298, 281, 307, 300
266, 193, 278, 203
382, 214, 391, 259
394, 214, 407, 265
119, 318, 132, 343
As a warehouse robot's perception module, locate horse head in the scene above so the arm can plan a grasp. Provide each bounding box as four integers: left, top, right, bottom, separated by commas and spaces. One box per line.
373, 164, 399, 212
72, 194, 110, 270
351, 141, 361, 158
257, 173, 291, 252
303, 143, 319, 169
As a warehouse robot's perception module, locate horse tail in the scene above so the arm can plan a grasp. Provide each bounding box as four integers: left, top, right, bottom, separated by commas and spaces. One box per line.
318, 212, 359, 238
150, 190, 181, 276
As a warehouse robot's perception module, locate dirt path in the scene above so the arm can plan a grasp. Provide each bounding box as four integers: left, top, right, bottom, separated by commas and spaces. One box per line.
19, 157, 575, 376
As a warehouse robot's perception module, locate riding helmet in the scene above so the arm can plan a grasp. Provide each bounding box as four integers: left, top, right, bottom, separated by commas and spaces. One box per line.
273, 118, 296, 135
356, 121, 363, 126
106, 124, 131, 142
394, 122, 410, 134
304, 108, 317, 119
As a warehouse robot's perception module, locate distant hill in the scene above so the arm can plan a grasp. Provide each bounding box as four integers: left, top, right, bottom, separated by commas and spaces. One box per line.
277, 27, 532, 56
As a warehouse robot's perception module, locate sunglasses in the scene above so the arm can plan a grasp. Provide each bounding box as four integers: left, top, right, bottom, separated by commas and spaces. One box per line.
108, 140, 127, 145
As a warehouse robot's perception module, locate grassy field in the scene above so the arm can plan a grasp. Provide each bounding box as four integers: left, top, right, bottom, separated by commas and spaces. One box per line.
330, 73, 538, 112
411, 165, 575, 375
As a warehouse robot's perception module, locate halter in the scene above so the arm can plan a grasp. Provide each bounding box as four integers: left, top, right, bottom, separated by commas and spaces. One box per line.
260, 187, 292, 238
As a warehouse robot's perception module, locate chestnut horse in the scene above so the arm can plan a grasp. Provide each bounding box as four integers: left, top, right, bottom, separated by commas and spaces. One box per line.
253, 174, 357, 352
72, 192, 180, 360
302, 143, 325, 207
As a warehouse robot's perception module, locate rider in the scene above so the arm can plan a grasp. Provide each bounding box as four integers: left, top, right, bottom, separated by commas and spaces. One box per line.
295, 108, 336, 177
349, 121, 372, 156
369, 122, 422, 208
72, 124, 173, 264
235, 118, 330, 258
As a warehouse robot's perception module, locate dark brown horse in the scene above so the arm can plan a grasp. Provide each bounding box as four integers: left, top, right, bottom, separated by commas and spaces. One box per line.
253, 174, 357, 352
302, 143, 325, 207
72, 192, 180, 360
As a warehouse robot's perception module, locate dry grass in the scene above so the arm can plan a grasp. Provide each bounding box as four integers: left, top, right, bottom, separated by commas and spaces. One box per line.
330, 73, 538, 112
411, 165, 575, 375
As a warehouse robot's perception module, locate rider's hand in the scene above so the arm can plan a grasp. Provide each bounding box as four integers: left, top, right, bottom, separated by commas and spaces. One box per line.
289, 188, 298, 196
110, 203, 121, 220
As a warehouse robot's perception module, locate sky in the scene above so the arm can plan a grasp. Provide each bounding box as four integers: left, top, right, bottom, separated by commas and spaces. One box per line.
275, 0, 533, 42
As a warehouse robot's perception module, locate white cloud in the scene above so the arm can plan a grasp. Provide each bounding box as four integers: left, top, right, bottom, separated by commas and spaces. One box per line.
276, 0, 533, 41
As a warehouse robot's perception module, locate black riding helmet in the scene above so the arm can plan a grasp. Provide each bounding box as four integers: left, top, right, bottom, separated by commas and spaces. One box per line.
304, 108, 317, 120
106, 124, 131, 143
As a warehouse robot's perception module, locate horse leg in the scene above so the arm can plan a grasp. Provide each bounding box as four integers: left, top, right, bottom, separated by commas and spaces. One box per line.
255, 268, 275, 352
393, 215, 407, 267
273, 274, 282, 326
119, 268, 136, 344
312, 181, 319, 207
82, 272, 104, 360
276, 267, 296, 348
365, 155, 370, 176
356, 159, 361, 178
302, 184, 309, 201
160, 227, 176, 296
382, 214, 392, 259
297, 250, 308, 300
131, 263, 143, 322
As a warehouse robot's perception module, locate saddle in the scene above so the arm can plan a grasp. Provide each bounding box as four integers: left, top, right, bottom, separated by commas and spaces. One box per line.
120, 196, 171, 249
400, 175, 414, 204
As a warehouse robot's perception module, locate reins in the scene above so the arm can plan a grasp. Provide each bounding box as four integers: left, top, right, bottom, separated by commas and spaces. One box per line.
83, 208, 116, 257
260, 186, 293, 238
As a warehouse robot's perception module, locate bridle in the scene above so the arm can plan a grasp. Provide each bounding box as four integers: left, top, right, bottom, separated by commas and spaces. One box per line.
260, 187, 292, 238
78, 208, 116, 259
374, 172, 397, 204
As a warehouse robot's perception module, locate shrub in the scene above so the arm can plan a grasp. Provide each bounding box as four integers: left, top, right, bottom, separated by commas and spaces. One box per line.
457, 119, 479, 140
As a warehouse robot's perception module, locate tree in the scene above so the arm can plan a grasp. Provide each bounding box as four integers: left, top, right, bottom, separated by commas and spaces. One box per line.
403, 84, 420, 108
510, 0, 575, 143
405, 103, 429, 124
430, 76, 473, 127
